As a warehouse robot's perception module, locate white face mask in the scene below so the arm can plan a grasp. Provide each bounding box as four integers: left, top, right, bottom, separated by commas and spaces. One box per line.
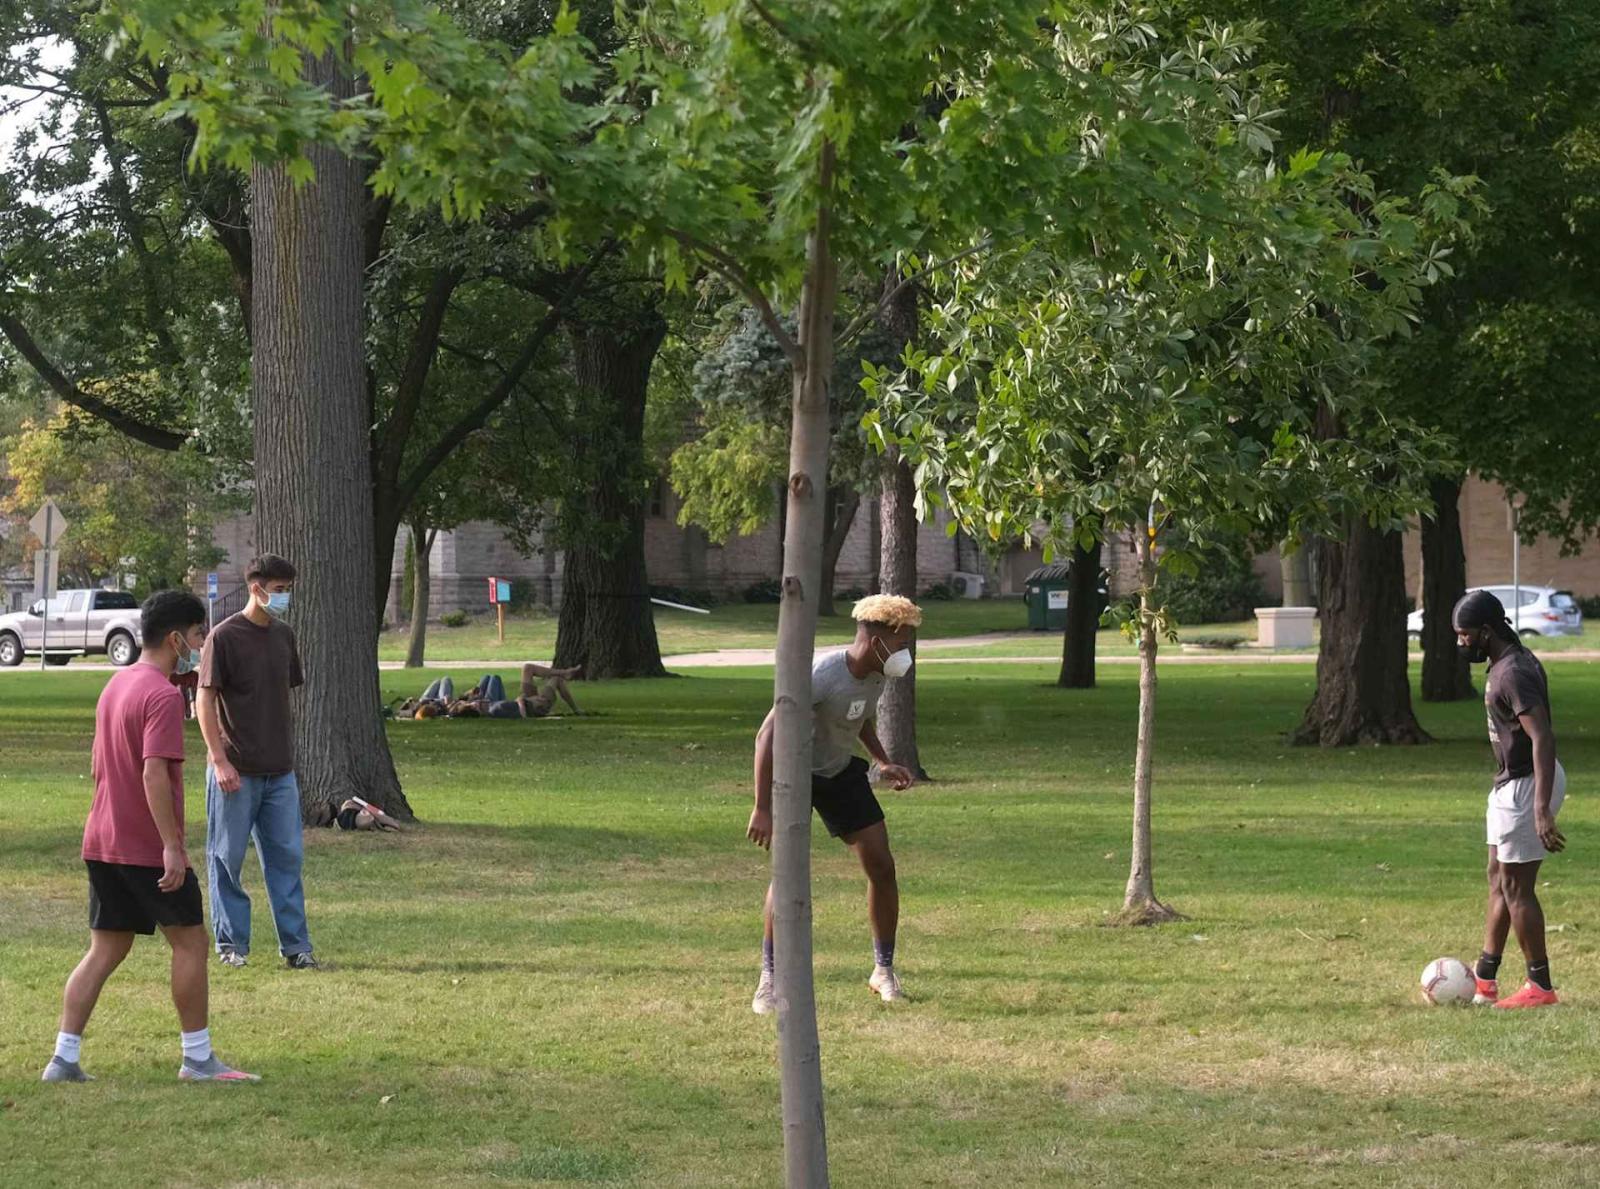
875, 637, 913, 679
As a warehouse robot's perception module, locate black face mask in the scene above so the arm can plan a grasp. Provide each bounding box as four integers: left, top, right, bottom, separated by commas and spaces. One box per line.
1458, 630, 1490, 665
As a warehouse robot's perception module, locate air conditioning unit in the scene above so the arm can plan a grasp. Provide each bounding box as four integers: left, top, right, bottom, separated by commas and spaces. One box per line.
950, 571, 985, 599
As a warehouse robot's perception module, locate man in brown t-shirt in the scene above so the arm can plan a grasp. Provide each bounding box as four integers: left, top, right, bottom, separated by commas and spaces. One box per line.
198, 554, 318, 970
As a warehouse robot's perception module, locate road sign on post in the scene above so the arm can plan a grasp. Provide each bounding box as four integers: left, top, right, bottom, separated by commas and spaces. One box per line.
29, 499, 67, 550
29, 501, 68, 671
487, 577, 511, 644
207, 572, 220, 630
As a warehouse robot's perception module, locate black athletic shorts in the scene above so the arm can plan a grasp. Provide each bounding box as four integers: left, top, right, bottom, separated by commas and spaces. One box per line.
812, 756, 885, 839
86, 860, 204, 934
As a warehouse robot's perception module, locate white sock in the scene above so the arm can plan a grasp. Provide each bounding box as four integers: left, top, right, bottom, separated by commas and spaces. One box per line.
54, 1031, 82, 1065
181, 1028, 212, 1064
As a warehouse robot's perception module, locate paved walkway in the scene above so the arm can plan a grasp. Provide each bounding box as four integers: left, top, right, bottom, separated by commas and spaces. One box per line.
9, 634, 1600, 673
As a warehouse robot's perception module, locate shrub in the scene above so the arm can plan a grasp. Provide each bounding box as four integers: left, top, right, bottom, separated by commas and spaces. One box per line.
920, 582, 957, 601
1576, 595, 1600, 620
439, 610, 470, 628
1161, 551, 1267, 625
1183, 634, 1245, 650
742, 578, 782, 604
649, 584, 720, 609
836, 587, 867, 604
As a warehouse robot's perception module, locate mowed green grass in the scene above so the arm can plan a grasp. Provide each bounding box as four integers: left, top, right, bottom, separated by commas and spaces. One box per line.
376, 599, 1033, 661
3, 661, 1599, 1187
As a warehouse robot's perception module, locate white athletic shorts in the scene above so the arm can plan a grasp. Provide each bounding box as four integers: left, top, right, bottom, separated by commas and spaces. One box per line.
1487, 760, 1567, 864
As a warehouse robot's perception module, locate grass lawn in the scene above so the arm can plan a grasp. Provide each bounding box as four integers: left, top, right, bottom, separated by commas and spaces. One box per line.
378, 597, 1034, 661
4, 661, 1600, 1187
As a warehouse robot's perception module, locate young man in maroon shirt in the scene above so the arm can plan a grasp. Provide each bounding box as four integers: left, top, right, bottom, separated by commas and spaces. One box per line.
43, 590, 258, 1083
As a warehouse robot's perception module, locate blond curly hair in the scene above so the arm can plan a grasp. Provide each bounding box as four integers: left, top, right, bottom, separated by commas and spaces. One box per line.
851, 594, 924, 630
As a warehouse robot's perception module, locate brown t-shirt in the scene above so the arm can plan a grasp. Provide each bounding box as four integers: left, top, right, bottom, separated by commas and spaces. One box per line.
199, 612, 304, 775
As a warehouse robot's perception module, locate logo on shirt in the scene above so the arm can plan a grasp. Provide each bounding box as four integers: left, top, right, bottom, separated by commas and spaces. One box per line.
847, 698, 867, 721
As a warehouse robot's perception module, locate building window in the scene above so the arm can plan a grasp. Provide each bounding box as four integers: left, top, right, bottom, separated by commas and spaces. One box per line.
649, 477, 666, 519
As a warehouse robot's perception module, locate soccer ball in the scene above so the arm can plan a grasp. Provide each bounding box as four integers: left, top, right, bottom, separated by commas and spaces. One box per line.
1420, 957, 1475, 1005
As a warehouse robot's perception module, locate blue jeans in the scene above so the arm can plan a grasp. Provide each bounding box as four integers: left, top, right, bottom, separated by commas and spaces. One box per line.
206, 769, 312, 957
479, 674, 506, 702
421, 677, 454, 703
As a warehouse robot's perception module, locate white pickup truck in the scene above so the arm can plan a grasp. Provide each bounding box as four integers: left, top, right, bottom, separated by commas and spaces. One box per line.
0, 589, 144, 667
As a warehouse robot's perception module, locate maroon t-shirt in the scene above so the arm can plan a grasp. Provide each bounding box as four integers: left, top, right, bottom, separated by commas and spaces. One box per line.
83, 663, 187, 867
199, 612, 304, 775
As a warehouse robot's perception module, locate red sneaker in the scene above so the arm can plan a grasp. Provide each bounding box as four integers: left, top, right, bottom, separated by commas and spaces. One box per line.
1472, 977, 1499, 1006
1492, 981, 1559, 1010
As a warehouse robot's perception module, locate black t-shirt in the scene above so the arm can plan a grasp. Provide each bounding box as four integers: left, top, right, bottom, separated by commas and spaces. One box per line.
1484, 647, 1551, 785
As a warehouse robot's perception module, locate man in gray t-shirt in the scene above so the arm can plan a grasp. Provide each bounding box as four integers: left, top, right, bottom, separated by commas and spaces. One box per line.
746, 595, 923, 1012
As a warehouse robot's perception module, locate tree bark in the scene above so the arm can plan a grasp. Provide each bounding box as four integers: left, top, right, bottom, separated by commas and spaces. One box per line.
551, 311, 669, 679
1292, 517, 1431, 746
872, 265, 927, 778
1420, 475, 1474, 702
404, 521, 436, 670
1058, 535, 1102, 689
876, 446, 928, 778
817, 486, 859, 618
251, 49, 411, 822
770, 140, 836, 1189
1117, 524, 1182, 925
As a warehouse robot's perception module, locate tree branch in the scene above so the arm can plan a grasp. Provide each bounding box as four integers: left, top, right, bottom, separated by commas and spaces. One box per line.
375, 266, 464, 489
836, 240, 991, 350
665, 228, 802, 368
395, 246, 614, 509
92, 98, 179, 364
0, 311, 187, 450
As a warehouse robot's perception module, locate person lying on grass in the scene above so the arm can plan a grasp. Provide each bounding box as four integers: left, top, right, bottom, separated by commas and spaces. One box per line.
394, 665, 586, 720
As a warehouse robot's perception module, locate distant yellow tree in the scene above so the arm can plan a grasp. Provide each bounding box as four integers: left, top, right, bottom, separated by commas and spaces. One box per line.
3, 407, 233, 594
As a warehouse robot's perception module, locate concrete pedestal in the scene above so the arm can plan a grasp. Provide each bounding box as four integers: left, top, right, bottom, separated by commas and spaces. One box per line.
1255, 606, 1316, 649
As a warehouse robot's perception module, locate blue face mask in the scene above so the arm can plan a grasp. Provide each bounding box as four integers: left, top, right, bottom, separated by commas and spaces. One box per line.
172, 633, 202, 675
265, 591, 292, 617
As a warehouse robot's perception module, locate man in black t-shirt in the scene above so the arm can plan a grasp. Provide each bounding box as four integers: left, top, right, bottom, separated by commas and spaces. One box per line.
1454, 590, 1567, 1009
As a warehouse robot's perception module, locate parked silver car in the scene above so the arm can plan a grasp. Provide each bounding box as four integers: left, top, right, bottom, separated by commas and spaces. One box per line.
1407, 584, 1583, 641
0, 589, 144, 666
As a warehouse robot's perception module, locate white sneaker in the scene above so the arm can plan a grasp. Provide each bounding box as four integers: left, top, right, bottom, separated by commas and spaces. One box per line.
751, 970, 777, 1015
868, 965, 906, 1003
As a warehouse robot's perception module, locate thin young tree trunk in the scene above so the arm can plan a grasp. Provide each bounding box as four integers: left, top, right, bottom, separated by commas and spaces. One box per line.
251, 48, 410, 822
551, 311, 669, 678
1420, 475, 1474, 702
873, 268, 927, 778
1118, 524, 1181, 925
1058, 536, 1102, 689
817, 486, 859, 619
770, 140, 836, 1189
404, 522, 435, 670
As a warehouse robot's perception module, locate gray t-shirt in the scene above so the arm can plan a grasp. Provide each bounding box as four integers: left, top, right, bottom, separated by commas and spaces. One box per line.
811, 650, 885, 778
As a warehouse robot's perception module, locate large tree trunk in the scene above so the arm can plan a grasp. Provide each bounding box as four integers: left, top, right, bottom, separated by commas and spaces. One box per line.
771, 141, 836, 1189
252, 50, 410, 821
817, 486, 859, 618
1117, 525, 1182, 925
1420, 475, 1474, 702
1292, 518, 1431, 746
404, 520, 435, 670
552, 311, 669, 678
1058, 535, 1102, 689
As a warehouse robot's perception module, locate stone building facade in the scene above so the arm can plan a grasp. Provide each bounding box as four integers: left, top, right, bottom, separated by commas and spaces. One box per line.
200, 473, 1600, 621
